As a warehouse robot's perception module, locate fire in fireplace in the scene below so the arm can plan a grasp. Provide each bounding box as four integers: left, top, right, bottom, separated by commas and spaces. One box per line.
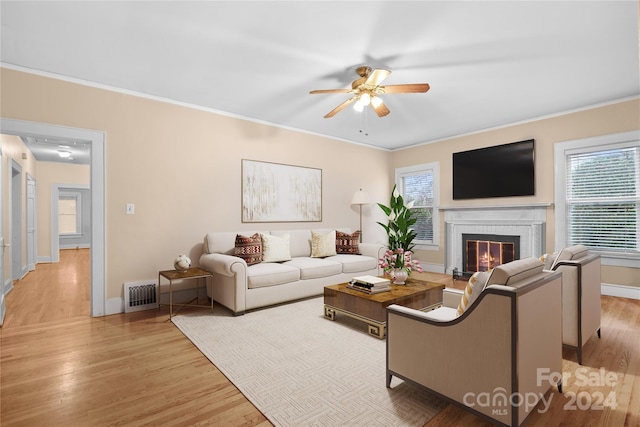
462, 233, 520, 275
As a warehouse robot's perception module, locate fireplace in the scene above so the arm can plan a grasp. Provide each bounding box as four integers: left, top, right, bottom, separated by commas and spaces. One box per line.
444, 205, 548, 276
462, 233, 520, 275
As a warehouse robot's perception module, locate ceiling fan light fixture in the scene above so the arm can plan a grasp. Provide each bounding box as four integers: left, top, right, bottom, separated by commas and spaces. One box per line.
370, 96, 382, 108
58, 150, 71, 158
353, 98, 366, 112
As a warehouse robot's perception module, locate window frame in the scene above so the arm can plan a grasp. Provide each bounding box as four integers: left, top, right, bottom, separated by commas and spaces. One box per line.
395, 162, 440, 250
554, 130, 640, 268
58, 191, 82, 238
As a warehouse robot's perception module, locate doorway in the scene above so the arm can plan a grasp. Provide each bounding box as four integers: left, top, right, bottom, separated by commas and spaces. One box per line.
0, 118, 105, 317
10, 159, 22, 282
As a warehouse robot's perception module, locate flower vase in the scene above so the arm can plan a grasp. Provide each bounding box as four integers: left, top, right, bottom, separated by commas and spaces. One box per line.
391, 268, 409, 285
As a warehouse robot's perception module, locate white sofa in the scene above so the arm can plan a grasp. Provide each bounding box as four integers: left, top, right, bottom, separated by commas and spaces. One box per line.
200, 228, 384, 315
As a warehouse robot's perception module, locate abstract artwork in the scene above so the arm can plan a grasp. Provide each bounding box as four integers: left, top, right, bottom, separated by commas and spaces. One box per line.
242, 159, 322, 222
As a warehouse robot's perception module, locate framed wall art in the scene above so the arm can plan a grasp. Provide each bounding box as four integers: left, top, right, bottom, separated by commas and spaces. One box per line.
242, 159, 322, 222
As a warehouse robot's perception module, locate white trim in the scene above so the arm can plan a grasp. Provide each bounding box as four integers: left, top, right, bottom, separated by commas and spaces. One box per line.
52, 184, 90, 261
601, 283, 640, 300
395, 161, 440, 248
0, 118, 106, 317
554, 130, 640, 268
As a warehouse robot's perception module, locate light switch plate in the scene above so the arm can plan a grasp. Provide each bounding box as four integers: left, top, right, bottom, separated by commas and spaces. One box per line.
126, 203, 135, 214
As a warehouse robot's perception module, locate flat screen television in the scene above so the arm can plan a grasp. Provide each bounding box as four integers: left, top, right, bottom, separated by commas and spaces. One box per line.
453, 139, 535, 200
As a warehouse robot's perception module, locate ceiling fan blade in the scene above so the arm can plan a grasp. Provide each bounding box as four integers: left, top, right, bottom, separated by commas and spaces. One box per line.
310, 88, 352, 94
379, 83, 430, 94
364, 68, 391, 87
324, 97, 357, 118
370, 99, 390, 117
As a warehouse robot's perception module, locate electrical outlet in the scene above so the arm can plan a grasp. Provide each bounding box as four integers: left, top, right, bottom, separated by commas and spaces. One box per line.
126, 203, 135, 214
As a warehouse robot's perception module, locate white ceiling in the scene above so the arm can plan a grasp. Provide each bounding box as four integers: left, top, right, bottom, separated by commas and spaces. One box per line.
1, 1, 639, 152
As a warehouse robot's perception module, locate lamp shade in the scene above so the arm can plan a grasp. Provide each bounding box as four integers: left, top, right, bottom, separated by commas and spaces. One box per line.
351, 189, 370, 205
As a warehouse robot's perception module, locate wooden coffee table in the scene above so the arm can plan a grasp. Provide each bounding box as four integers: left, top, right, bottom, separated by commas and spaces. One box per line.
324, 275, 446, 339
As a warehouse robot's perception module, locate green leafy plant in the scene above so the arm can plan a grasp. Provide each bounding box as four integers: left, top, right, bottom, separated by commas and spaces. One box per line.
377, 184, 418, 252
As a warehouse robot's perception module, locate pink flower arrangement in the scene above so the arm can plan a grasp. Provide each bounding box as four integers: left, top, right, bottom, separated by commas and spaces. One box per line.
379, 248, 423, 276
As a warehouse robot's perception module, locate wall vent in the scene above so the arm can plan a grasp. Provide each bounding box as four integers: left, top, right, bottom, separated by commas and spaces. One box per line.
124, 280, 159, 313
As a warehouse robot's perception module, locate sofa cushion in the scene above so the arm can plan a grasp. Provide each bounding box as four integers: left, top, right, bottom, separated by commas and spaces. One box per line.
486, 257, 544, 286
247, 262, 300, 289
284, 257, 342, 279
234, 233, 263, 266
311, 230, 337, 258
272, 229, 311, 258
456, 270, 491, 316
261, 233, 292, 262
329, 254, 377, 273
335, 230, 361, 254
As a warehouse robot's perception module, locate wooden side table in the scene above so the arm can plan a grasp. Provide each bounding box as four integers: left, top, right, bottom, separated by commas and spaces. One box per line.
158, 267, 213, 319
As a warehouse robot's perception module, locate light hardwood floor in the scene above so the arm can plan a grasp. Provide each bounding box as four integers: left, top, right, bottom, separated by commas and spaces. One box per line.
1, 249, 638, 426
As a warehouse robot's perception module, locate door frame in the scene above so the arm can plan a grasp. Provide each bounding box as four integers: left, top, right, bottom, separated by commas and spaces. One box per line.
10, 158, 22, 282
26, 173, 37, 271
0, 118, 106, 317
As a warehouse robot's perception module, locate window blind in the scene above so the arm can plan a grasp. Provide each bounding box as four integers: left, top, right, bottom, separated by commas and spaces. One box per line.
566, 146, 639, 252
402, 171, 434, 242
59, 198, 78, 234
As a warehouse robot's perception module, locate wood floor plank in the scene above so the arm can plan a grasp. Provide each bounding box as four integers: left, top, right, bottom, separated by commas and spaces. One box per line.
1, 249, 638, 426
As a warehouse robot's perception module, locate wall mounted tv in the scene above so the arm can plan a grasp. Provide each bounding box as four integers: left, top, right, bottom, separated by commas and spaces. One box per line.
453, 139, 535, 200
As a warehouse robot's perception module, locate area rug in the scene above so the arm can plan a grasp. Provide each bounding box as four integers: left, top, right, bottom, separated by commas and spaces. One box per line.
172, 296, 445, 426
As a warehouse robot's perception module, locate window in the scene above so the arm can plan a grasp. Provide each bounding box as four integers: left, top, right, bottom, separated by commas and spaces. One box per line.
59, 193, 81, 236
555, 131, 639, 267
395, 162, 439, 248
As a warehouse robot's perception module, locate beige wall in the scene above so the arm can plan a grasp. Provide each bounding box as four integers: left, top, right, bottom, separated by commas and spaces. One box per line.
390, 98, 640, 287
0, 134, 37, 283
1, 67, 638, 303
0, 68, 390, 302
35, 161, 90, 258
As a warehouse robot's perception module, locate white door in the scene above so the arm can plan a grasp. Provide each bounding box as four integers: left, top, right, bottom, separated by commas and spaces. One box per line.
26, 174, 36, 271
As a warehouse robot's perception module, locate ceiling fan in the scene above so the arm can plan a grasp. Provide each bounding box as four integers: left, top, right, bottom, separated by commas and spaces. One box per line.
309, 66, 430, 118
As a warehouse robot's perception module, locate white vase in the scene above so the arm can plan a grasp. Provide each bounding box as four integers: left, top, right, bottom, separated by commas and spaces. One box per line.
391, 269, 409, 285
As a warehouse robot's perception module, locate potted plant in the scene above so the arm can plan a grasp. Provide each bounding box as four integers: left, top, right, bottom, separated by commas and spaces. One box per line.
377, 185, 423, 284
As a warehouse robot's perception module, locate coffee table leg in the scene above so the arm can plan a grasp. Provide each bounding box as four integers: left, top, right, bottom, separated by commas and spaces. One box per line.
368, 324, 385, 339
324, 306, 336, 320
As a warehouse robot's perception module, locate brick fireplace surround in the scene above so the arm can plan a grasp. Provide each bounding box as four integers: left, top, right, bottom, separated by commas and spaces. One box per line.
444, 205, 549, 275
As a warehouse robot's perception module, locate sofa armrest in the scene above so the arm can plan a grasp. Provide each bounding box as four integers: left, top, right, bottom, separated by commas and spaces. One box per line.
443, 288, 463, 309
200, 252, 247, 276
358, 242, 385, 259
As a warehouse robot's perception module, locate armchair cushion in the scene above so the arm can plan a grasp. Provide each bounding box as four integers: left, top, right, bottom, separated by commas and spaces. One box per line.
486, 257, 544, 286
552, 244, 589, 268
456, 270, 491, 316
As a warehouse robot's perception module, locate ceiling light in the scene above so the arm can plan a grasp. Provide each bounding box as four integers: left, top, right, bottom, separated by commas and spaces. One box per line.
360, 93, 371, 106
370, 96, 382, 108
58, 150, 71, 158
353, 98, 365, 112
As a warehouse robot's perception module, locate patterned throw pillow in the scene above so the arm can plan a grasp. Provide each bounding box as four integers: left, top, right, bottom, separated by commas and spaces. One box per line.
234, 233, 262, 266
335, 230, 361, 254
311, 230, 337, 258
456, 270, 491, 316
261, 233, 292, 263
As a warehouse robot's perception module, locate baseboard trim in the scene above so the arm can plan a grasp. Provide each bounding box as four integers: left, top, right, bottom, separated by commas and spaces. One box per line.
420, 262, 446, 274
601, 283, 640, 300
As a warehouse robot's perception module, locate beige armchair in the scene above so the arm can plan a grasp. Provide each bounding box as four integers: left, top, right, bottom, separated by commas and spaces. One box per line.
386, 258, 563, 427
546, 245, 601, 365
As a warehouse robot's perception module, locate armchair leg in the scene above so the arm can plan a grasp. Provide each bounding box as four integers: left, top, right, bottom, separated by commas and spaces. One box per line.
597, 327, 601, 338
577, 348, 583, 366
386, 373, 393, 388
557, 380, 562, 394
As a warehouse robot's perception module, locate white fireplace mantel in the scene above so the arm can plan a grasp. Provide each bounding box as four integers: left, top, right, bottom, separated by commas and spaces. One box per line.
444, 205, 548, 274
